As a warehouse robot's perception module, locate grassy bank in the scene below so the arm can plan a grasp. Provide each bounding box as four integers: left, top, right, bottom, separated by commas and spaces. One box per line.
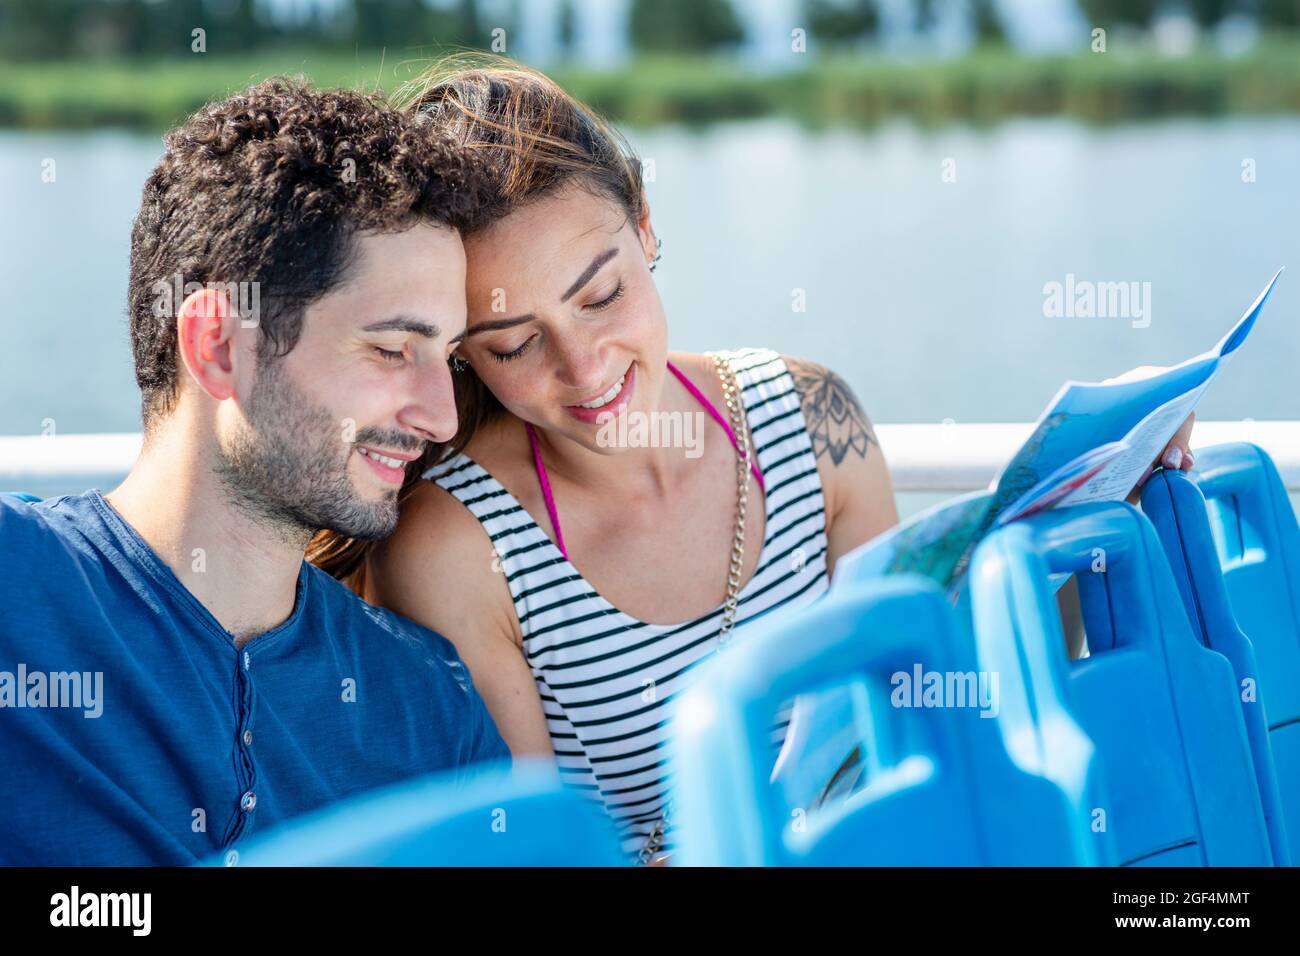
4, 42, 1300, 131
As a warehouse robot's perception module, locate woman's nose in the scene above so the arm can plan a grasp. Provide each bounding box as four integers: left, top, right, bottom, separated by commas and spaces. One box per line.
551, 334, 609, 393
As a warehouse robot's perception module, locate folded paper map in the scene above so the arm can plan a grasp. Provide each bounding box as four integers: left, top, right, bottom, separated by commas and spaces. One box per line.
837, 269, 1284, 595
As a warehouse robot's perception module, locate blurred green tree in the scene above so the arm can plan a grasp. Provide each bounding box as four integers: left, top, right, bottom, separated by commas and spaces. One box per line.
629, 0, 745, 53
1077, 0, 1162, 28
456, 0, 485, 46
345, 0, 492, 52
108, 0, 207, 57
917, 0, 938, 32
351, 0, 432, 49
971, 0, 1006, 44
804, 0, 880, 44
558, 0, 577, 55
1258, 0, 1300, 29
1186, 0, 1252, 27
206, 0, 268, 54
0, 0, 86, 59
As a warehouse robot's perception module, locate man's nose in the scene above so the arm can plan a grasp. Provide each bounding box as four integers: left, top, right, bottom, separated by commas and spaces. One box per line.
399, 362, 459, 445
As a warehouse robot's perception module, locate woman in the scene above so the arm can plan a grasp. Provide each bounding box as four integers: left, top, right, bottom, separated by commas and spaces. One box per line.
310, 57, 1195, 862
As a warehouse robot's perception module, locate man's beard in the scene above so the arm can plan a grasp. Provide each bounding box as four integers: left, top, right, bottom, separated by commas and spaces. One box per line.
213, 359, 417, 544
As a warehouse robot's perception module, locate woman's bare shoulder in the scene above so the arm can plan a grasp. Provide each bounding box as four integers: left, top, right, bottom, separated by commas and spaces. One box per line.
666, 350, 725, 404
780, 353, 882, 471
369, 478, 521, 642
371, 481, 488, 589
779, 353, 899, 551
459, 415, 534, 483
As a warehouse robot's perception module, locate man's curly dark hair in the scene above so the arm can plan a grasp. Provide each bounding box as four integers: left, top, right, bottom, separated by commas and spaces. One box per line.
128, 76, 487, 432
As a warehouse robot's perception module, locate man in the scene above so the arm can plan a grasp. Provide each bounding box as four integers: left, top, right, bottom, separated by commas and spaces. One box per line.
0, 78, 509, 865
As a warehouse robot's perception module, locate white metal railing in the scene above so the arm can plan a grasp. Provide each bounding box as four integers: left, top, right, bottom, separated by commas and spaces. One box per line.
872, 420, 1300, 492
2, 422, 1299, 498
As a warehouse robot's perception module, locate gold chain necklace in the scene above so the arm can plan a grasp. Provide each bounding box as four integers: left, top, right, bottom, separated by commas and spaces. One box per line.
638, 353, 753, 866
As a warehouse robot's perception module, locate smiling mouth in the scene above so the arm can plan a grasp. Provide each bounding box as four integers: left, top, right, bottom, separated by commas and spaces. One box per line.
572, 375, 627, 409
567, 362, 634, 411
356, 446, 413, 468
354, 443, 422, 486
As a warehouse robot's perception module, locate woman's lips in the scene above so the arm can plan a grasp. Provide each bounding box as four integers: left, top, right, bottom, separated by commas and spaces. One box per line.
564, 362, 636, 425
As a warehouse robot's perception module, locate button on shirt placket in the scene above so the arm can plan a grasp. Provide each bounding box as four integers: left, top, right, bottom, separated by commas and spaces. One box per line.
223, 648, 260, 847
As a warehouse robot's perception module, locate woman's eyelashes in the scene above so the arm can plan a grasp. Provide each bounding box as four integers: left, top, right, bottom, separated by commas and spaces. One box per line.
486, 280, 626, 363
491, 335, 535, 363
586, 280, 625, 312
374, 346, 405, 364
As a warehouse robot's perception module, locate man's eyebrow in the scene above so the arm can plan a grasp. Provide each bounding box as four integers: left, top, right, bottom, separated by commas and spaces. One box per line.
362, 316, 441, 338
560, 247, 620, 303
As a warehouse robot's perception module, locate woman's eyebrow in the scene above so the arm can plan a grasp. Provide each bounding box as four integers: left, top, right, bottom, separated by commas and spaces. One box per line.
362, 316, 441, 338
458, 247, 623, 341
458, 314, 533, 340
560, 247, 619, 302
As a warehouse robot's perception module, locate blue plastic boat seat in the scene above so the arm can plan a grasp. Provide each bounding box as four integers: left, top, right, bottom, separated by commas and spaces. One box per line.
212, 759, 626, 866
1141, 442, 1300, 864
969, 501, 1274, 866
670, 575, 1104, 866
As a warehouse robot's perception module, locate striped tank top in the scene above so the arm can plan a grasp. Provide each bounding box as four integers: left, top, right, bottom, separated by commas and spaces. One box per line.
425, 347, 831, 856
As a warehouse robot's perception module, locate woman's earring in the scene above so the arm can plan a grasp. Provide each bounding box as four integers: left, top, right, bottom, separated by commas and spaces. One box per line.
649, 237, 663, 273
451, 355, 468, 373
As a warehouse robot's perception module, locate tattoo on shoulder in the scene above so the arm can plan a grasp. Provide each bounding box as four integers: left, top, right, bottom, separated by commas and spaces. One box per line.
785, 357, 877, 467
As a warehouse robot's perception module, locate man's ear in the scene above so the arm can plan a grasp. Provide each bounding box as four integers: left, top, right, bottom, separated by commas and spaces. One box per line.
175, 287, 242, 404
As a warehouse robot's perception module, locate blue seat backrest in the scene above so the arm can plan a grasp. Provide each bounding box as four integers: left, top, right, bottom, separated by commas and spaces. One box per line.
212, 759, 626, 866
669, 575, 1104, 866
1141, 442, 1300, 864
969, 501, 1274, 865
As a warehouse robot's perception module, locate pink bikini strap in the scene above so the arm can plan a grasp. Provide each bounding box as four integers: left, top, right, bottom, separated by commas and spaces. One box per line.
666, 358, 766, 492
525, 420, 568, 560
525, 357, 766, 561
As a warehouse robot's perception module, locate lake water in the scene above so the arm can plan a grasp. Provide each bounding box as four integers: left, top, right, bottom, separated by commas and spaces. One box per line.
2, 116, 1297, 442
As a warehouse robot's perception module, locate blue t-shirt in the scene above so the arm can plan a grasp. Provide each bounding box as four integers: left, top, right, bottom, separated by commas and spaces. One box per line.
0, 490, 510, 865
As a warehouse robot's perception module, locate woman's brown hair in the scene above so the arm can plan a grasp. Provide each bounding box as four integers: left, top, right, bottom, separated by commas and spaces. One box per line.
307, 53, 648, 593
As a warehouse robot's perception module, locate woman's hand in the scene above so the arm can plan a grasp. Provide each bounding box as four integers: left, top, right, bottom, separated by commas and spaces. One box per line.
1101, 365, 1197, 504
